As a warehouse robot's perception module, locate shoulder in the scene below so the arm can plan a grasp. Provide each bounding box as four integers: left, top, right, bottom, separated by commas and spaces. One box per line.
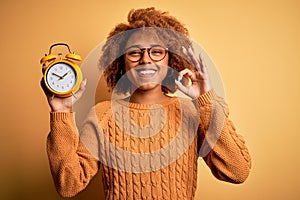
94, 100, 111, 110
82, 101, 112, 124
93, 101, 112, 117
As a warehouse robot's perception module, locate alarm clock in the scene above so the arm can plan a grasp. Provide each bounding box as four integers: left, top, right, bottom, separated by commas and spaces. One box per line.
40, 43, 83, 98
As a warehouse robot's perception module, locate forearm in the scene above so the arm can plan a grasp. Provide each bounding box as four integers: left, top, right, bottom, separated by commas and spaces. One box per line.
47, 112, 99, 197
197, 90, 251, 183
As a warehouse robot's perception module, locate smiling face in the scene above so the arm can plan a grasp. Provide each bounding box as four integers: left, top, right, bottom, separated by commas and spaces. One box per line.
124, 30, 169, 93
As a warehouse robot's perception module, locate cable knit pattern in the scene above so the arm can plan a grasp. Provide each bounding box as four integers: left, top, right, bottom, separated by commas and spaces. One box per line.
46, 90, 251, 199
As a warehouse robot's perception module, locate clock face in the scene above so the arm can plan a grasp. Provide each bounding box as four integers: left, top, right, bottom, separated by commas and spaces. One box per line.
45, 62, 77, 93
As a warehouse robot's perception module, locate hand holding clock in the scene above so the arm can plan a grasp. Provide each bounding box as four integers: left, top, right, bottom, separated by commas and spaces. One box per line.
50, 80, 87, 113
41, 78, 87, 112
40, 43, 85, 112
41, 64, 87, 112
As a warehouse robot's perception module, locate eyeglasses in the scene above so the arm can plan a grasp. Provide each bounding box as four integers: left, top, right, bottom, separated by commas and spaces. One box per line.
124, 46, 168, 62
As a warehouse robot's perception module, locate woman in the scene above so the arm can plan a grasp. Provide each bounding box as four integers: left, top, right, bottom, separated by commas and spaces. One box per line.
43, 7, 251, 200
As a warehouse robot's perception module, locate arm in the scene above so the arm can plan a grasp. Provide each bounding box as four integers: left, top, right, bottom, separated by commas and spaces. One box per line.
47, 111, 99, 197
175, 47, 251, 183
197, 90, 251, 183
41, 77, 100, 197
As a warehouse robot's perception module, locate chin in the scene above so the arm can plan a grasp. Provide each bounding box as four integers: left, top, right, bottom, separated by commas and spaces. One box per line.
136, 83, 161, 91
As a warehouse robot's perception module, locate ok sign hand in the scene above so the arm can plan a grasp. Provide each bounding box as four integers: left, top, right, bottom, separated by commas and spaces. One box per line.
175, 46, 211, 99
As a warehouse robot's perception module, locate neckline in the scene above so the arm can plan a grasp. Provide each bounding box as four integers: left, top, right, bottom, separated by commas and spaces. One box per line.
115, 96, 178, 110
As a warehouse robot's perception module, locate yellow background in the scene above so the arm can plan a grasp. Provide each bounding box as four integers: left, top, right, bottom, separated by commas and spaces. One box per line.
1, 0, 299, 199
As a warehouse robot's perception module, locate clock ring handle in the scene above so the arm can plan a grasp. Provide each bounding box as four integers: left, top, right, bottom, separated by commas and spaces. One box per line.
48, 43, 72, 54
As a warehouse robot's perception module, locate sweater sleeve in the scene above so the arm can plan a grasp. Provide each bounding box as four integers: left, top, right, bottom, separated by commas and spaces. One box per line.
196, 90, 251, 183
46, 111, 99, 198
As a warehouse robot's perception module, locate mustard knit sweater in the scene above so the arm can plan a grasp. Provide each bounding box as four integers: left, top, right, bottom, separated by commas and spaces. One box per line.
47, 90, 251, 199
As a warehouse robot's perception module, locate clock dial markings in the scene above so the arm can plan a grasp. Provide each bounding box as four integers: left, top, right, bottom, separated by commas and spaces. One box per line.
46, 63, 77, 93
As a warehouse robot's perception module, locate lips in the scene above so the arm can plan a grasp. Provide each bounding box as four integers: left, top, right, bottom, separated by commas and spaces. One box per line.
135, 65, 158, 77
126, 64, 168, 89
137, 69, 156, 75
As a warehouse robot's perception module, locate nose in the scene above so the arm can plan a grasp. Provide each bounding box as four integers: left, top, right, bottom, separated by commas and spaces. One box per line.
139, 49, 152, 64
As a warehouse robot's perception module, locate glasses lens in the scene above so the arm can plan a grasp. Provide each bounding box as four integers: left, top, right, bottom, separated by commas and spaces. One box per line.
126, 48, 142, 62
149, 47, 166, 61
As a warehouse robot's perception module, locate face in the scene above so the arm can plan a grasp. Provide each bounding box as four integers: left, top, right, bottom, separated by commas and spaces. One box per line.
124, 30, 169, 92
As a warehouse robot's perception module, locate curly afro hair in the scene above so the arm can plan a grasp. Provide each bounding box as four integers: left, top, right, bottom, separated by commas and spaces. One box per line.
100, 7, 193, 95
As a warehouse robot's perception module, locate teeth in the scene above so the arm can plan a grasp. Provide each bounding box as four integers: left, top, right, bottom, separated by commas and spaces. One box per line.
138, 70, 156, 75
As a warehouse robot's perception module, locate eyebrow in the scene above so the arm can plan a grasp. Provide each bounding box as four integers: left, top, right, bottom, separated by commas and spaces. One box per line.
124, 44, 163, 52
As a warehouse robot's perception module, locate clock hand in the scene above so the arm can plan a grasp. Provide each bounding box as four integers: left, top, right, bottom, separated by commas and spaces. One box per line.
52, 73, 63, 79
61, 71, 70, 78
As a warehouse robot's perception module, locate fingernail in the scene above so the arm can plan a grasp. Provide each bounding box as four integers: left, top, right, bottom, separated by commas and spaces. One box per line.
177, 75, 182, 81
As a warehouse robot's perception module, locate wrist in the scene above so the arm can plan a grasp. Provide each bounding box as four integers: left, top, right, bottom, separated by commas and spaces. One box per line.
199, 87, 211, 96
51, 106, 72, 113
199, 82, 211, 96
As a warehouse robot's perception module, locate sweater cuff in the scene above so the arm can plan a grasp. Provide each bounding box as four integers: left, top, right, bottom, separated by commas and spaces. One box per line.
50, 112, 75, 122
196, 90, 215, 105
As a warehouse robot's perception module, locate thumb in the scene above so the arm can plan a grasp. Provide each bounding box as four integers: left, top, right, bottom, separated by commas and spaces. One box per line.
73, 79, 87, 100
175, 79, 188, 94
175, 79, 197, 99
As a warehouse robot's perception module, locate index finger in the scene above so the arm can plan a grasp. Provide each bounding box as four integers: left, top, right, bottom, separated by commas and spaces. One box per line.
182, 46, 201, 72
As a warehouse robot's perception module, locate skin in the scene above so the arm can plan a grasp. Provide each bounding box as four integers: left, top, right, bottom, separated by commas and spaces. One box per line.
41, 31, 211, 111
176, 46, 211, 99
123, 31, 170, 104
